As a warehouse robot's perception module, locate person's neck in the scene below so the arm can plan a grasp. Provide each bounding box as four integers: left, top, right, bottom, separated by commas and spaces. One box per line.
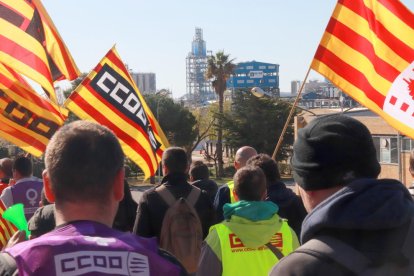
54, 201, 116, 227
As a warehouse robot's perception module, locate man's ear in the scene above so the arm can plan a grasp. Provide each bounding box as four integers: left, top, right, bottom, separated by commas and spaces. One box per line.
162, 164, 169, 176
234, 161, 239, 170
232, 189, 239, 202
113, 168, 125, 202
42, 170, 55, 203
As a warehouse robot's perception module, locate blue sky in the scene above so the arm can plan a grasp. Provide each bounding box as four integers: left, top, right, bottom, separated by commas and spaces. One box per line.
43, 0, 414, 98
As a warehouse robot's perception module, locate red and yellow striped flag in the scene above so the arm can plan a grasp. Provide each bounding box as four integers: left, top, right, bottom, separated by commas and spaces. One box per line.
0, 63, 67, 156
0, 201, 16, 249
65, 47, 169, 179
312, 0, 414, 138
0, 0, 80, 103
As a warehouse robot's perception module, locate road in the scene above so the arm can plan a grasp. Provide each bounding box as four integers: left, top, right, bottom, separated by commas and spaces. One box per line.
130, 185, 150, 203
129, 179, 296, 204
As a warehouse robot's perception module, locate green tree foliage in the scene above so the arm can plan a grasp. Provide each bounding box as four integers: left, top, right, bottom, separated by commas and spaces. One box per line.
144, 94, 197, 149
222, 92, 297, 161
206, 51, 236, 177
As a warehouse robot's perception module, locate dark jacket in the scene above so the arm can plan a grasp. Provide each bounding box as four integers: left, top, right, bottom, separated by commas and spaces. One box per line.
113, 180, 138, 232
133, 172, 215, 239
267, 180, 307, 237
270, 178, 414, 275
213, 183, 231, 222
191, 179, 218, 203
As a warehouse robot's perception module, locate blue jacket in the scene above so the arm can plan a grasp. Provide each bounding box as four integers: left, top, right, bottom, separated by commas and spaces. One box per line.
266, 180, 307, 237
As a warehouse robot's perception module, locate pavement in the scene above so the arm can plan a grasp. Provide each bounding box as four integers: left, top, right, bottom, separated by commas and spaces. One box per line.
130, 185, 151, 203
129, 177, 296, 204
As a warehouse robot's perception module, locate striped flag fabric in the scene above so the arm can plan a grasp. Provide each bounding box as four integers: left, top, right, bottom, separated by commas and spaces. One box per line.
0, 63, 67, 156
65, 46, 169, 179
0, 0, 80, 103
312, 0, 414, 138
0, 201, 16, 249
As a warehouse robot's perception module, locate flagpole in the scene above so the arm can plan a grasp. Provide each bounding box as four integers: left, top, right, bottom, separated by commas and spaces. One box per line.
271, 67, 312, 161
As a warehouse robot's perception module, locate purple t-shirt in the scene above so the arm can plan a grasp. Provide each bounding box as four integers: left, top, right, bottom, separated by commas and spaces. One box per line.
9, 178, 43, 221
6, 221, 181, 276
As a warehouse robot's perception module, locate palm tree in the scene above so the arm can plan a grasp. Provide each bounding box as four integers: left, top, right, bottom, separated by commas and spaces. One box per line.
205, 51, 235, 177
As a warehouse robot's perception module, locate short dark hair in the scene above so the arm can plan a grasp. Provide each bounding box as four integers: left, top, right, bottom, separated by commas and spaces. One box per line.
13, 155, 32, 177
410, 149, 414, 175
234, 166, 266, 201
45, 121, 124, 203
189, 161, 209, 181
247, 154, 281, 183
0, 158, 13, 178
162, 147, 188, 173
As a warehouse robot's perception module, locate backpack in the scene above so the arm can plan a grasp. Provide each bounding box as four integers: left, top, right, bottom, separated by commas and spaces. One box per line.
156, 185, 203, 274
296, 219, 414, 276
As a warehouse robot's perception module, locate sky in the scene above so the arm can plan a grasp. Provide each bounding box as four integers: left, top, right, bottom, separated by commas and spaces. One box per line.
42, 0, 414, 98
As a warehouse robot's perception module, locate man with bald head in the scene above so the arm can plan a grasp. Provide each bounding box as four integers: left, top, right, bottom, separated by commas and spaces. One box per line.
213, 146, 257, 222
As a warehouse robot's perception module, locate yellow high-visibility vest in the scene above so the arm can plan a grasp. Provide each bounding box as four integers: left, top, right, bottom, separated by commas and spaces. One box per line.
227, 181, 236, 203
212, 220, 295, 276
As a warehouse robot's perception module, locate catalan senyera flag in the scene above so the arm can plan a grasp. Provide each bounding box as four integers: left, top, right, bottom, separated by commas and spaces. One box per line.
312, 0, 414, 138
0, 63, 67, 156
0, 201, 17, 249
65, 46, 169, 179
0, 0, 80, 103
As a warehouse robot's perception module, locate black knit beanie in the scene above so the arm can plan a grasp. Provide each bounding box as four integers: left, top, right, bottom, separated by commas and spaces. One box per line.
292, 114, 381, 191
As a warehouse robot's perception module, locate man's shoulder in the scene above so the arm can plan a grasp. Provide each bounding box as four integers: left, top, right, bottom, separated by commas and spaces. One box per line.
10, 221, 158, 251
270, 247, 345, 276
270, 237, 356, 276
217, 183, 230, 193
269, 249, 317, 275
1, 186, 11, 194
139, 185, 162, 201
16, 177, 43, 184
0, 253, 17, 276
4, 224, 184, 275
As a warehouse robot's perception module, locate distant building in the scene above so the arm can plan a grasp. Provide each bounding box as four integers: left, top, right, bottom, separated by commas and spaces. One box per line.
291, 80, 301, 96
304, 79, 326, 93
186, 28, 214, 105
295, 79, 358, 110
131, 73, 156, 94
227, 61, 280, 97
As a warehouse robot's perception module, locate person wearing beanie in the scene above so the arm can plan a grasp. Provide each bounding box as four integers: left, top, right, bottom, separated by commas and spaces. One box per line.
270, 114, 414, 275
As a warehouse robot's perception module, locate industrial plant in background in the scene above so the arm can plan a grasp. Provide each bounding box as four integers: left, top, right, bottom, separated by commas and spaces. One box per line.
186, 28, 214, 106
227, 61, 280, 98
130, 72, 157, 94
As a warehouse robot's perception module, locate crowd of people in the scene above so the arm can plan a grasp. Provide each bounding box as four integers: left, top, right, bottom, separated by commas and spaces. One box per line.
0, 114, 413, 275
